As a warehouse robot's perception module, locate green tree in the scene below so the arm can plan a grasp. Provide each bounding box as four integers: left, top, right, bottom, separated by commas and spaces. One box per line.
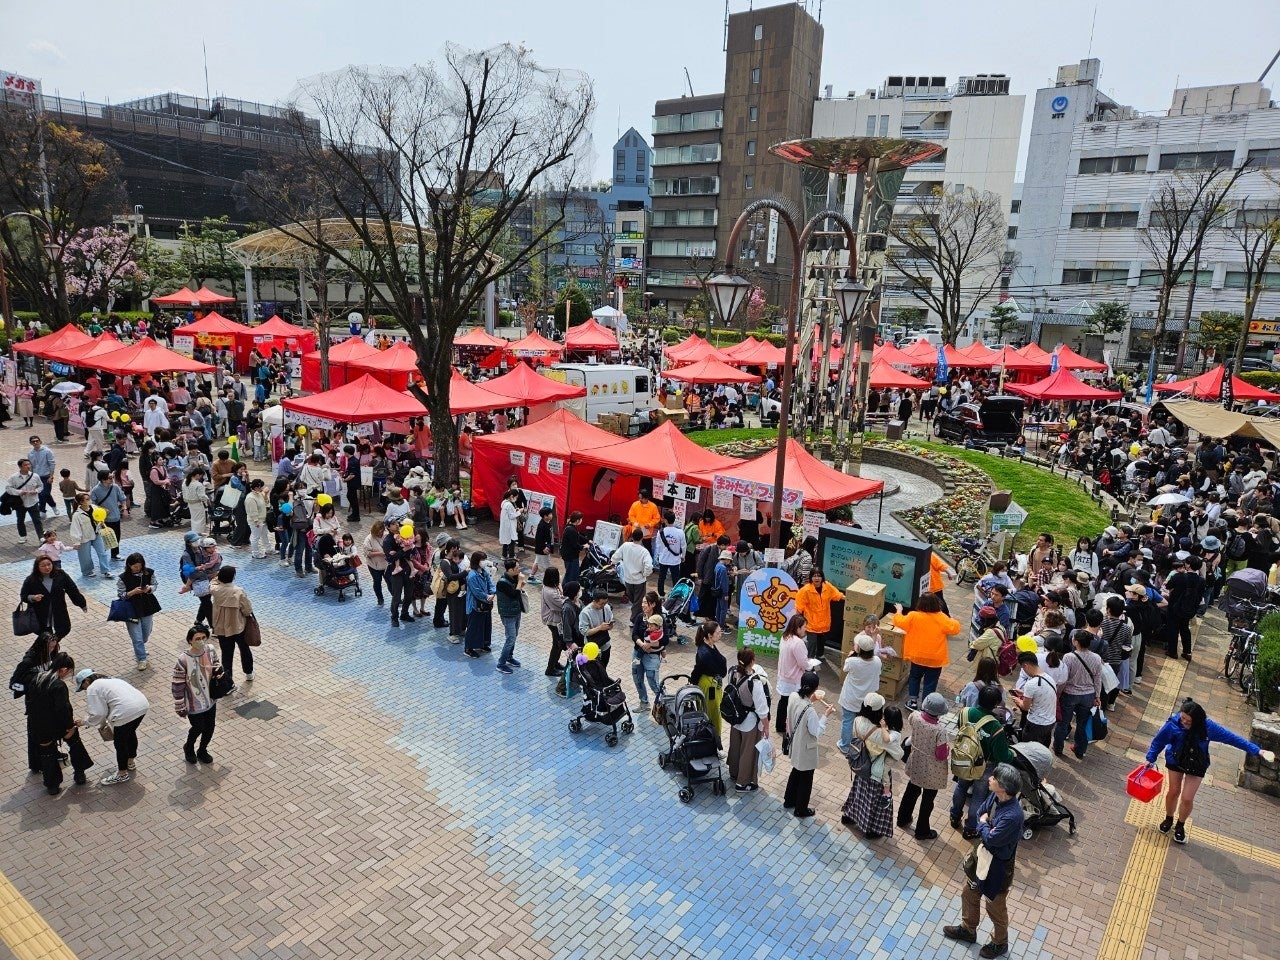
132, 237, 184, 303
1193, 311, 1243, 364
894, 306, 927, 335
985, 301, 1020, 343
1084, 301, 1130, 340
177, 216, 242, 298
552, 282, 592, 331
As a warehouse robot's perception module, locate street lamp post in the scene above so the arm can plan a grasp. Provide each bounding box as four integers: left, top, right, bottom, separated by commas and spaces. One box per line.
709, 204, 868, 551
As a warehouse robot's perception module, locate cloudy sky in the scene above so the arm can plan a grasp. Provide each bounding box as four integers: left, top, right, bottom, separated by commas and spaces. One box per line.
5, 0, 1278, 181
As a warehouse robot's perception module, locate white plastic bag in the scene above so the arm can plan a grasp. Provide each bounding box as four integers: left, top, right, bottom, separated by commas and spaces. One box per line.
756, 737, 775, 774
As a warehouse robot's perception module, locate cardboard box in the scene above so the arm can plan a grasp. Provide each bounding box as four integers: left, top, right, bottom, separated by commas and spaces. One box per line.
654, 407, 688, 428
878, 671, 909, 702
879, 654, 908, 682
840, 579, 886, 665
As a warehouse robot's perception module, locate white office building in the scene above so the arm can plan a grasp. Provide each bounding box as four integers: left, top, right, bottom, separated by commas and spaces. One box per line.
812, 74, 1024, 330
1014, 60, 1280, 361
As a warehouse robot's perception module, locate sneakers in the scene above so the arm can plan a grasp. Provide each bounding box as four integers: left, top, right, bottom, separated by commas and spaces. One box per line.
196, 750, 214, 764
496, 664, 513, 675
136, 659, 148, 671
464, 650, 481, 659
184, 746, 198, 764
73, 771, 87, 785
1158, 815, 1174, 834
100, 772, 130, 785
99, 571, 115, 579
16, 537, 27, 545
906, 697, 919, 711
942, 926, 977, 944
979, 943, 1008, 959
126, 759, 136, 770
508, 658, 522, 668
449, 635, 462, 644
244, 672, 254, 682
734, 783, 759, 792
793, 808, 816, 819
402, 614, 415, 623
1173, 822, 1187, 844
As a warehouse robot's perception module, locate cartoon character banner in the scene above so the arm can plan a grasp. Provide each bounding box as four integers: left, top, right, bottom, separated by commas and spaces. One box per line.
737, 567, 799, 656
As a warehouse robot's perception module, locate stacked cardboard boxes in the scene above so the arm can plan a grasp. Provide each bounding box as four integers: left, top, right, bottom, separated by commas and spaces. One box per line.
841, 578, 908, 700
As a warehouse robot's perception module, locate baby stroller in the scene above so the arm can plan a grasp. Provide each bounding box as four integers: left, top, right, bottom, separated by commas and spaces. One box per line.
579, 541, 625, 596
208, 484, 242, 540
1219, 568, 1275, 629
313, 533, 363, 601
1008, 741, 1075, 840
154, 489, 190, 528
568, 657, 635, 747
655, 674, 725, 802
662, 578, 696, 642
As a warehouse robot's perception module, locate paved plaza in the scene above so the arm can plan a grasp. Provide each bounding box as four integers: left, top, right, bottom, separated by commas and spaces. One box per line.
0, 430, 1277, 960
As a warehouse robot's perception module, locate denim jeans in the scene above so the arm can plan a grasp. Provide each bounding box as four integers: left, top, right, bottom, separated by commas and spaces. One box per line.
838, 706, 857, 753
499, 614, 520, 666
276, 527, 293, 562
293, 535, 314, 574
1053, 692, 1095, 757
125, 615, 154, 662
77, 537, 111, 576
907, 663, 942, 701
957, 763, 993, 831
632, 652, 661, 704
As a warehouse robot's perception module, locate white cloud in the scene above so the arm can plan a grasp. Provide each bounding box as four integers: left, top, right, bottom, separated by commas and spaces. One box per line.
27, 39, 66, 61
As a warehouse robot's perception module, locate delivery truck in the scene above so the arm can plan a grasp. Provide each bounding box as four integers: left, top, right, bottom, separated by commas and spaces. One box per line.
546, 363, 654, 424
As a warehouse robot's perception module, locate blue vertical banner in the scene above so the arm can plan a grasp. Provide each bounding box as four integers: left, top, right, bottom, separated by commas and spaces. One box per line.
1050, 347, 1060, 373
934, 343, 949, 385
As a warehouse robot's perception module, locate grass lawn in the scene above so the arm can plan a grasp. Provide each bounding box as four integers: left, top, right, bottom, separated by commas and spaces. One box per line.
684, 428, 777, 448
909, 440, 1112, 549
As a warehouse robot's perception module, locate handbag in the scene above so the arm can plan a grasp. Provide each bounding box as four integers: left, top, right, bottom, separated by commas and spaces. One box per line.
519, 592, 529, 614
210, 667, 233, 700
100, 526, 119, 550
1085, 705, 1109, 742
192, 578, 212, 598
131, 590, 162, 617
243, 614, 262, 648
98, 721, 114, 742
12, 601, 42, 636
107, 598, 137, 623
962, 842, 994, 883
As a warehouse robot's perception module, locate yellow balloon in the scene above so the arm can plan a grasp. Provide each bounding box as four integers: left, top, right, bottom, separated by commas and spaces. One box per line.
0, 318, 6, 330
120, 414, 131, 423
91, 507, 107, 523
316, 493, 333, 507
110, 411, 120, 421
227, 436, 237, 446
399, 523, 414, 539
297, 425, 308, 436
583, 641, 600, 661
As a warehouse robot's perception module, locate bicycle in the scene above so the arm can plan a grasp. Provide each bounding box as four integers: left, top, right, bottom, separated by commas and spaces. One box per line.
953, 532, 1005, 584
1223, 627, 1260, 700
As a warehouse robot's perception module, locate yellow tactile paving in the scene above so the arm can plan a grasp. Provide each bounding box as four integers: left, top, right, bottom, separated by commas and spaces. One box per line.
1101, 797, 1171, 960
0, 872, 78, 960
1187, 826, 1280, 869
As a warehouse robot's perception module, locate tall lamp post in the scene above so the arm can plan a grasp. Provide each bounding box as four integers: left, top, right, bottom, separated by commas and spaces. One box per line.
709, 205, 869, 551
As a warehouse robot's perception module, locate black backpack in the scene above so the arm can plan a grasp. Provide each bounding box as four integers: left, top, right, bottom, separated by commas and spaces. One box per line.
721, 667, 770, 725
1227, 532, 1249, 560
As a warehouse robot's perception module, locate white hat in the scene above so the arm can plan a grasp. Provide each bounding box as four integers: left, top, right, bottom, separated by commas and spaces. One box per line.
855, 634, 876, 652
863, 692, 886, 711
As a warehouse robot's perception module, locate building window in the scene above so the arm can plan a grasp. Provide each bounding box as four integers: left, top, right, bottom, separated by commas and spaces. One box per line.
616, 151, 625, 168
1077, 155, 1142, 175
746, 140, 756, 157
1061, 267, 1129, 284
635, 152, 644, 171
749, 105, 758, 122
635, 175, 644, 184
1006, 226, 1018, 239
751, 68, 761, 85
1010, 199, 1021, 213
622, 220, 639, 233
621, 246, 639, 258
879, 115, 889, 136
1157, 150, 1235, 172
1248, 147, 1280, 169
651, 176, 720, 196
652, 143, 721, 165
753, 23, 763, 40
1069, 210, 1139, 229
866, 115, 876, 136
745, 174, 754, 190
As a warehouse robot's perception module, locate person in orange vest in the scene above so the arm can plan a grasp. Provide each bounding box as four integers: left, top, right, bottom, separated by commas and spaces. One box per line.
697, 509, 726, 546
624, 489, 662, 553
793, 568, 842, 659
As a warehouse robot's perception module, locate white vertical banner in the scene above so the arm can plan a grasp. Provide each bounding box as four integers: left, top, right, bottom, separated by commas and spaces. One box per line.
766, 209, 779, 264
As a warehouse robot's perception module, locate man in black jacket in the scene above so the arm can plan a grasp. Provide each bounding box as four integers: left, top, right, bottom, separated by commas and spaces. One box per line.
26, 652, 92, 795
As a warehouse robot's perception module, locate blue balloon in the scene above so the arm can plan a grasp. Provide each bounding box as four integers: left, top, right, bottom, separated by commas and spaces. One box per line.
280, 502, 294, 515
181, 563, 195, 579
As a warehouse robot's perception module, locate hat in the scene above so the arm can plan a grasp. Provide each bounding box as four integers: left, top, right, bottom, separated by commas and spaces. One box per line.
200, 537, 216, 547
386, 488, 404, 501
1139, 547, 1154, 560
855, 634, 876, 652
646, 614, 664, 626
978, 605, 998, 621
434, 533, 450, 549
1040, 556, 1053, 565
1174, 551, 1191, 563
74, 668, 94, 690
1125, 583, 1146, 596
719, 550, 734, 560
863, 691, 886, 711
921, 692, 949, 718
1016, 636, 1039, 654
1104, 526, 1119, 537
735, 540, 751, 553
184, 531, 200, 544
1075, 570, 1092, 584
1201, 535, 1222, 551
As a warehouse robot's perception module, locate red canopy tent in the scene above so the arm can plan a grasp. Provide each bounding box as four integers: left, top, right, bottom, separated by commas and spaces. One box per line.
1015, 343, 1055, 365
345, 341, 421, 390
454, 328, 509, 349
507, 331, 564, 359
574, 421, 746, 484
150, 287, 200, 308
470, 408, 627, 524
11, 323, 93, 359
300, 336, 381, 392
1051, 344, 1107, 372
480, 361, 588, 405
664, 335, 728, 365
247, 315, 317, 362
689, 438, 884, 511
664, 356, 761, 384
959, 342, 1000, 365
991, 345, 1051, 371
441, 370, 510, 415
869, 359, 932, 390
172, 312, 246, 338
900, 339, 938, 362
719, 336, 762, 360
283, 373, 427, 426
1154, 365, 1280, 402
1006, 368, 1121, 402
46, 331, 122, 365
564, 318, 619, 353
729, 338, 788, 367
192, 286, 235, 306
90, 337, 217, 376
873, 342, 922, 367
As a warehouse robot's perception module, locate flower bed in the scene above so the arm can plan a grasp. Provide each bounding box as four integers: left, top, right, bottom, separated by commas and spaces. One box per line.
865, 439, 993, 556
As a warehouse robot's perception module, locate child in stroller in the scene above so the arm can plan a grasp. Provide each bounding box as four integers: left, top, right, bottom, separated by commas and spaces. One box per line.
314, 532, 363, 601
661, 578, 696, 644
655, 674, 726, 801
567, 641, 635, 747
1007, 740, 1075, 839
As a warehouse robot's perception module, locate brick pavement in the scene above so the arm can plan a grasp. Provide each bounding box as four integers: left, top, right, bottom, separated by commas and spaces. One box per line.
0, 418, 1274, 960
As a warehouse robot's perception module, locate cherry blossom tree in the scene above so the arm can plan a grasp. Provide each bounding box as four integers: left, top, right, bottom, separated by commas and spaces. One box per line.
60, 226, 143, 313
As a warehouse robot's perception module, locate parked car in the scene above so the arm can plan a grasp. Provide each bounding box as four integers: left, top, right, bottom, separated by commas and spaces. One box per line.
1240, 403, 1280, 419
1097, 401, 1151, 423
934, 395, 1025, 446
1238, 358, 1276, 373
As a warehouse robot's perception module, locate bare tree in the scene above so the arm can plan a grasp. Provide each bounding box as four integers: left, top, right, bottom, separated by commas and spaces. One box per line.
1138, 165, 1248, 380
886, 187, 1013, 345
243, 45, 594, 483
1230, 174, 1280, 369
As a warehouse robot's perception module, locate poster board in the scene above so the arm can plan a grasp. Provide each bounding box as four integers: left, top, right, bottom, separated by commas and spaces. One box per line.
737, 567, 799, 656
816, 523, 931, 611
521, 488, 556, 541
592, 520, 623, 553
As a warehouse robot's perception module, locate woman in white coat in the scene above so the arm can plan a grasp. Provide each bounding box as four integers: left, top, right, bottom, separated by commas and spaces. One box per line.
498, 488, 525, 562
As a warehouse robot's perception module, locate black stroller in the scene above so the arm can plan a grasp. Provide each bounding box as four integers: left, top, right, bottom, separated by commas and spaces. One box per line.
661, 578, 696, 643
313, 533, 363, 601
1219, 568, 1276, 629
208, 484, 242, 540
1008, 741, 1076, 840
655, 674, 725, 802
568, 658, 635, 747
578, 541, 625, 596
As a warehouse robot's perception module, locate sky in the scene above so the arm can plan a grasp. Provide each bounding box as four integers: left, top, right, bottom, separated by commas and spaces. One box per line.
5, 0, 1279, 183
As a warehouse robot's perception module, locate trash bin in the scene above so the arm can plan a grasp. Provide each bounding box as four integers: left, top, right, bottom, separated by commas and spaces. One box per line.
885, 419, 905, 440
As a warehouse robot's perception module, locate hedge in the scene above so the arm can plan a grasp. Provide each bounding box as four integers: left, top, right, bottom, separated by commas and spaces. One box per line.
1240, 371, 1280, 390
1257, 610, 1280, 712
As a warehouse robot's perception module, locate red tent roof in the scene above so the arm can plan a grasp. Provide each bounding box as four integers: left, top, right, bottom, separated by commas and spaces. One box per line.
992, 345, 1050, 371
283, 373, 427, 424
664, 356, 761, 384
869, 359, 932, 390
900, 338, 938, 361
1006, 368, 1121, 402
1052, 344, 1107, 372
1154, 365, 1280, 402
729, 338, 788, 367
150, 286, 199, 307
172, 311, 248, 336
347, 340, 421, 376
193, 286, 235, 305
48, 331, 122, 365
959, 342, 1000, 365
11, 323, 93, 359
873, 342, 922, 366
91, 337, 217, 375
507, 331, 564, 356
689, 438, 884, 510
302, 335, 380, 365
664, 334, 726, 364
1015, 343, 1054, 364
440, 370, 508, 415
454, 327, 509, 349
564, 318, 619, 351
481, 361, 587, 405
253, 315, 313, 338
900, 341, 981, 368
470, 408, 625, 459
574, 421, 746, 484
719, 336, 762, 360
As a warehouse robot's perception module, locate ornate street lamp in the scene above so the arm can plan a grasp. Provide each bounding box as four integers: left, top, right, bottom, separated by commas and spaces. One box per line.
832, 277, 872, 328
706, 273, 753, 334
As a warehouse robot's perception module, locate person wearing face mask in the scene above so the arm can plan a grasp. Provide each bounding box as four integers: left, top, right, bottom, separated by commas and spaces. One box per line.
782, 669, 833, 820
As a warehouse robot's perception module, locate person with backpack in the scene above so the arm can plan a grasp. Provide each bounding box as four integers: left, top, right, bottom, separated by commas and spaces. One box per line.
652, 511, 686, 595
558, 581, 586, 698
1051, 629, 1104, 761
949, 684, 1013, 840
559, 511, 586, 587
723, 647, 771, 792
1143, 697, 1274, 845
1010, 652, 1057, 746
1163, 555, 1204, 661
841, 693, 904, 839
968, 606, 1006, 665
27, 651, 94, 795
9, 632, 64, 775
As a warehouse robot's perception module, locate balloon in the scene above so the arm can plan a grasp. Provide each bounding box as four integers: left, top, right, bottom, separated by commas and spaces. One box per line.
316, 493, 333, 507
583, 641, 600, 661
399, 523, 414, 539
227, 437, 237, 446
280, 502, 294, 515
575, 654, 588, 667
181, 563, 196, 579
91, 507, 107, 522
0, 318, 6, 330
110, 411, 120, 421
120, 414, 131, 423
297, 425, 308, 436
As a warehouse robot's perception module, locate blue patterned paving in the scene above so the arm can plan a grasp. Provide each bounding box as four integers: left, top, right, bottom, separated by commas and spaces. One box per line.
47, 534, 1053, 960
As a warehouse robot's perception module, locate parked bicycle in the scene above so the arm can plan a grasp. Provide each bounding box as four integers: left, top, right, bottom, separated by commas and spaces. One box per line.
1223, 627, 1260, 701
951, 532, 1006, 584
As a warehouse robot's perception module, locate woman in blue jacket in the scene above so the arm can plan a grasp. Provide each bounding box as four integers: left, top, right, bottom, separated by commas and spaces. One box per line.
464, 551, 496, 659
1144, 698, 1274, 844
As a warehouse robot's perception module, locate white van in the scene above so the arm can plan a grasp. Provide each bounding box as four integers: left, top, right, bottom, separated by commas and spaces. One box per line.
547, 363, 654, 423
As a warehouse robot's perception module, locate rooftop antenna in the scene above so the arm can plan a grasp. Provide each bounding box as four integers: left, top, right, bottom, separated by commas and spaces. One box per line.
202, 40, 211, 103
723, 0, 730, 53
1086, 3, 1098, 57
1261, 46, 1280, 84
684, 67, 695, 98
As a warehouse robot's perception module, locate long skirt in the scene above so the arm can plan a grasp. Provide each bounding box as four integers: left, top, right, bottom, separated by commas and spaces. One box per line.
843, 770, 895, 837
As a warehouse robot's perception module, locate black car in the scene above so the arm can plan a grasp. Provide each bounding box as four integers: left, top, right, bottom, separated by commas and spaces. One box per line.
934, 395, 1025, 445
